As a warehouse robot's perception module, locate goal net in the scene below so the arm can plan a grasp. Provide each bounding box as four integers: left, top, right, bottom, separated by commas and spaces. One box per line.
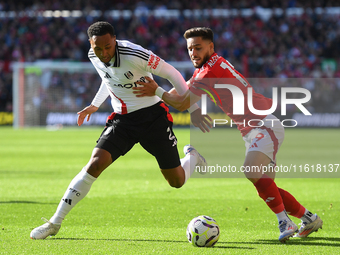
12, 61, 195, 128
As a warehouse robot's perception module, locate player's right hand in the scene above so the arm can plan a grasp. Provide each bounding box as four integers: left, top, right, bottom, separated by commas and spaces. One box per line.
77, 105, 99, 126
190, 108, 212, 133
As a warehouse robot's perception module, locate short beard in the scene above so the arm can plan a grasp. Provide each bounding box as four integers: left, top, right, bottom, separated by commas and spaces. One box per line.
194, 54, 211, 68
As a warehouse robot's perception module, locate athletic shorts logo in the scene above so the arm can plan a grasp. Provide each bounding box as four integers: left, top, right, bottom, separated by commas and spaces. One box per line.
104, 126, 113, 136
167, 127, 177, 147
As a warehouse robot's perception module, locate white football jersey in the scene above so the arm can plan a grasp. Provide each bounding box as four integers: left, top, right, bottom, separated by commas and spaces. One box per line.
89, 40, 177, 114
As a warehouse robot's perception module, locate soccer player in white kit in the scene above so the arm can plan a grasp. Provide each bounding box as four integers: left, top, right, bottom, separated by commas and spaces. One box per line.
30, 21, 207, 239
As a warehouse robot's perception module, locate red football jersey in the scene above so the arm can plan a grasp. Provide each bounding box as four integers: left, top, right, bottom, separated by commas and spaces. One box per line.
189, 53, 273, 136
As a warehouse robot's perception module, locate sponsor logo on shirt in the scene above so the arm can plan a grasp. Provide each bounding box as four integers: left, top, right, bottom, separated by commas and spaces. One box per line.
112, 76, 147, 89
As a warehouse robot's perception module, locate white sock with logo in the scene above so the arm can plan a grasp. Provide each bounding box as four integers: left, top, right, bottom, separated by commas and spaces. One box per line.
300, 209, 317, 223
181, 153, 198, 183
50, 168, 97, 224
276, 210, 290, 223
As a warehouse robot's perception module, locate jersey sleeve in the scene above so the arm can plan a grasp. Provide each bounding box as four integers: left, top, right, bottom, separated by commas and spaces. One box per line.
155, 62, 200, 112
132, 45, 187, 93
188, 71, 211, 97
132, 45, 200, 111
152, 61, 188, 95
91, 81, 109, 107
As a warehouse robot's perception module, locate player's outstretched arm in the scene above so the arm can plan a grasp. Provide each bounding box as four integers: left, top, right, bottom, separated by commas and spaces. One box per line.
133, 77, 211, 132
77, 105, 99, 126
166, 87, 212, 133
133, 76, 192, 111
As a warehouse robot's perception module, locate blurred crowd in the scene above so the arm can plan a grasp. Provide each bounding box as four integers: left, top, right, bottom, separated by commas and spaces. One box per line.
1, 0, 340, 11
1, 0, 340, 115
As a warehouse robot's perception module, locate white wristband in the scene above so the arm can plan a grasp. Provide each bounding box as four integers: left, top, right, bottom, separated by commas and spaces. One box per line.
188, 103, 199, 113
155, 86, 166, 99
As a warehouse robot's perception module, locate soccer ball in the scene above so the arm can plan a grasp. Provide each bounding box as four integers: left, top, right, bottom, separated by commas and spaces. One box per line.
186, 215, 220, 247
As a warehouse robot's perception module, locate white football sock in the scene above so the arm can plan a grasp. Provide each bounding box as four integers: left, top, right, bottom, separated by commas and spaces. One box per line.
300, 209, 317, 223
181, 153, 198, 183
50, 168, 97, 224
276, 210, 290, 223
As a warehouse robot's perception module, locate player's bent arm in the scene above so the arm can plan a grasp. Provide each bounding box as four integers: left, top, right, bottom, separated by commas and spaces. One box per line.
133, 76, 200, 111
168, 88, 178, 95
91, 81, 110, 107
154, 63, 200, 113
77, 104, 99, 126
154, 62, 188, 95
167, 86, 211, 132
162, 89, 195, 112
77, 81, 108, 126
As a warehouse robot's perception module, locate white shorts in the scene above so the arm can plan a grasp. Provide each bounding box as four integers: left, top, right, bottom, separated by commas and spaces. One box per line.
243, 114, 285, 163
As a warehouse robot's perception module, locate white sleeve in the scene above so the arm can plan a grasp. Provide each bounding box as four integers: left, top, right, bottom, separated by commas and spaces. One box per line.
91, 81, 109, 107
154, 61, 188, 95
155, 61, 199, 112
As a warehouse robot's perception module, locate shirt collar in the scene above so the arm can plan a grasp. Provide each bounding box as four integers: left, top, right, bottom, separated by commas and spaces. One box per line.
112, 42, 120, 67
203, 53, 218, 69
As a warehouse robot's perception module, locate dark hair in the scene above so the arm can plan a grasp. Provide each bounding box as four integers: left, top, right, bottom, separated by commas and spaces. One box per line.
87, 21, 115, 38
183, 27, 214, 42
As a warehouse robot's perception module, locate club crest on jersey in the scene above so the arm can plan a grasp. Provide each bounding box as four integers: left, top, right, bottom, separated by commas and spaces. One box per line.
124, 71, 134, 80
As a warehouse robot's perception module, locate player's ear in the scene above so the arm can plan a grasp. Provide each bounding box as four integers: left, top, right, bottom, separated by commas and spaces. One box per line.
209, 41, 214, 53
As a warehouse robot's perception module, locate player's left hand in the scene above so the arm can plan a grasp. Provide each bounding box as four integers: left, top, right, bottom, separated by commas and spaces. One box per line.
77, 104, 98, 126
133, 76, 159, 97
190, 108, 212, 133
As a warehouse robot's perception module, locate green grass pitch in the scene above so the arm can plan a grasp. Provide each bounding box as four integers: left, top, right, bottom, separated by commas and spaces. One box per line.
0, 127, 339, 254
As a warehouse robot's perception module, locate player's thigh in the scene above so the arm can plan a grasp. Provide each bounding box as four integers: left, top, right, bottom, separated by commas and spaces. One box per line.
140, 125, 181, 170
244, 117, 284, 164
96, 122, 138, 162
243, 150, 274, 182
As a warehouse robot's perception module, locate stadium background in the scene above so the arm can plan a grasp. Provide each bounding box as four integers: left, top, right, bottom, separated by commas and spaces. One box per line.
1, 0, 340, 127
1, 2, 340, 253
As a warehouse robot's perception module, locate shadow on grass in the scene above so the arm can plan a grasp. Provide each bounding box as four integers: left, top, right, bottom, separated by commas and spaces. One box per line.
0, 200, 58, 204
54, 238, 255, 250
226, 237, 340, 247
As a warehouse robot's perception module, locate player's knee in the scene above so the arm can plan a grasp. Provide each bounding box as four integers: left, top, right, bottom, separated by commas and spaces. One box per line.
168, 178, 185, 189
246, 176, 260, 184
85, 159, 106, 177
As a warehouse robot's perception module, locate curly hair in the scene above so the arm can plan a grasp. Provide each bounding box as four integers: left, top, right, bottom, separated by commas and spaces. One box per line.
183, 27, 214, 42
87, 21, 115, 38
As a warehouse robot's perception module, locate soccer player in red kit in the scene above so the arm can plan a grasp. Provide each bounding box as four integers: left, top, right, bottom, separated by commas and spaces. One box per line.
134, 27, 323, 243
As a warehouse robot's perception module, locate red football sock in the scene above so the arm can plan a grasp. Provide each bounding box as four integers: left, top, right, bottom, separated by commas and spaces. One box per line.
254, 174, 285, 214
278, 188, 305, 218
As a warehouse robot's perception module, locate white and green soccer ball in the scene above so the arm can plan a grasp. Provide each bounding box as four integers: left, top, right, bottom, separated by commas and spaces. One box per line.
186, 215, 220, 247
